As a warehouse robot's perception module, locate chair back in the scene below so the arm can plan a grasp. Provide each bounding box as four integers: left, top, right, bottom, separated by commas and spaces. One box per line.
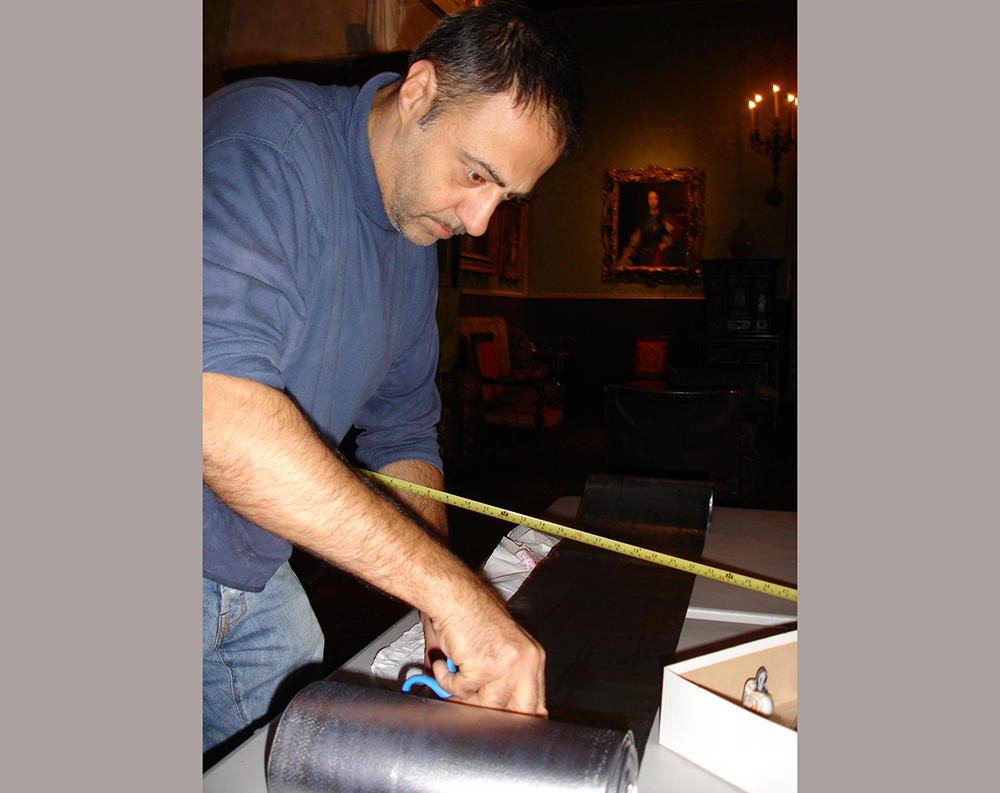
458, 316, 511, 376
604, 384, 744, 491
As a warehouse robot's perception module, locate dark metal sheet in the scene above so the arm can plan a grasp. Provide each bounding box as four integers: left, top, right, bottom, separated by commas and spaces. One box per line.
505, 475, 712, 759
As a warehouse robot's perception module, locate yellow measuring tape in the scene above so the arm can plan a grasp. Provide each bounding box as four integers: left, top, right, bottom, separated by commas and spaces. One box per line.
360, 470, 797, 603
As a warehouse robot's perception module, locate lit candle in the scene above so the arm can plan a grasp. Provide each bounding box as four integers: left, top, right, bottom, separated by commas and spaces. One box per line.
772, 84, 780, 118
749, 99, 756, 130
787, 93, 795, 130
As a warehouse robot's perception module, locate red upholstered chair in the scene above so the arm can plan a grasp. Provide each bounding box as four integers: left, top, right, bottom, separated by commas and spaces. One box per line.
458, 317, 563, 453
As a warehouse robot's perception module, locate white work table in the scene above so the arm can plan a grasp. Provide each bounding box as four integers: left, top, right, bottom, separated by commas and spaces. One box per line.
204, 500, 796, 793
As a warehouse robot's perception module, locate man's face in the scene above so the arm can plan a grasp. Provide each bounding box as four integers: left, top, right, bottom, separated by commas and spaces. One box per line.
383, 91, 563, 246
647, 191, 659, 211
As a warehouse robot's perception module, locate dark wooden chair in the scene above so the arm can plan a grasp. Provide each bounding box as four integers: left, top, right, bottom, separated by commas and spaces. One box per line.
663, 363, 777, 431
603, 384, 749, 500
457, 317, 564, 454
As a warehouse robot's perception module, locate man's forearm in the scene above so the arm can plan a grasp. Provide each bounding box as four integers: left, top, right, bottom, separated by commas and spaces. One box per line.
202, 372, 474, 615
378, 459, 448, 543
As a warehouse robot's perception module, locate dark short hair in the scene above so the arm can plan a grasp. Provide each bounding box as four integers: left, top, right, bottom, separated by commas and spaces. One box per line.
409, 0, 585, 155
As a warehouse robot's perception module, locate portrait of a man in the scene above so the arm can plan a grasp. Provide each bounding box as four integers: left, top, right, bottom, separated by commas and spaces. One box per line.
617, 186, 687, 270
601, 166, 705, 283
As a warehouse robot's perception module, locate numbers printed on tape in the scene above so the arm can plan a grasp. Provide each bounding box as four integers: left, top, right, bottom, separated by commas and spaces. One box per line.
360, 469, 797, 603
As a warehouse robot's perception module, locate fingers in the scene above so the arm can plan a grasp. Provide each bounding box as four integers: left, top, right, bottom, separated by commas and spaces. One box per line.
425, 617, 548, 717
536, 651, 548, 717
419, 612, 441, 668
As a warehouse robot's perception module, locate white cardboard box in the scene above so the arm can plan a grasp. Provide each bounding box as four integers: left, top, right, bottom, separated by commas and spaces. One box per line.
659, 629, 797, 793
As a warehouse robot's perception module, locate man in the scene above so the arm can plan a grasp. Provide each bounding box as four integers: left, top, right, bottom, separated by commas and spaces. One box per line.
202, 1, 584, 756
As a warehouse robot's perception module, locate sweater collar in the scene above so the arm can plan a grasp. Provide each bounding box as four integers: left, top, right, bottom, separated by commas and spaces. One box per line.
350, 72, 400, 231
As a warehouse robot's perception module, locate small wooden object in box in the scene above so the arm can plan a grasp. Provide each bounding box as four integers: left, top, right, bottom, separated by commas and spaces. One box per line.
659, 629, 797, 793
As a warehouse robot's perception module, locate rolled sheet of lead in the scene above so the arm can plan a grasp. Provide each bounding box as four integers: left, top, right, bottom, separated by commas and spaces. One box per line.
266, 679, 638, 793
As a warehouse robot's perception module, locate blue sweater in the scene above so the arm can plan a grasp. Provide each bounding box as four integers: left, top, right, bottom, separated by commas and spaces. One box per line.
202, 73, 442, 591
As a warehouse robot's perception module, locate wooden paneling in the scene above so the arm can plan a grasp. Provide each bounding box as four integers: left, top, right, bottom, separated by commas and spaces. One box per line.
223, 0, 442, 69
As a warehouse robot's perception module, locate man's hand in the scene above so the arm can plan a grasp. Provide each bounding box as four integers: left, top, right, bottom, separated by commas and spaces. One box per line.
421, 590, 547, 717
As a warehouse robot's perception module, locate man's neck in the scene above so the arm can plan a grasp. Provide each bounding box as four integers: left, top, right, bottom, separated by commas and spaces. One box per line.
367, 82, 401, 200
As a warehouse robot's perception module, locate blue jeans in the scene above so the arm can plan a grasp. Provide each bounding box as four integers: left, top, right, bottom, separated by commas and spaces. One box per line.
203, 561, 325, 754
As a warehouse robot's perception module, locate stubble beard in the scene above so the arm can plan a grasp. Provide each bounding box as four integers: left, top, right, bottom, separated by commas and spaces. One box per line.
384, 132, 465, 246
387, 191, 465, 247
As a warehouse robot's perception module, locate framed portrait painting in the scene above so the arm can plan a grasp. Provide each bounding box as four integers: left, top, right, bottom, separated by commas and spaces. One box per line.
601, 166, 706, 283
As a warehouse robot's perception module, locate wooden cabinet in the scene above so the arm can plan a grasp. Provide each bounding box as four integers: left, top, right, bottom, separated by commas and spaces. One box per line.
696, 333, 784, 391
702, 259, 779, 333
698, 259, 786, 396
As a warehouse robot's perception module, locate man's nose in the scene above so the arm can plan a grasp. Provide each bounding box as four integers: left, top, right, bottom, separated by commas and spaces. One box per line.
456, 191, 502, 237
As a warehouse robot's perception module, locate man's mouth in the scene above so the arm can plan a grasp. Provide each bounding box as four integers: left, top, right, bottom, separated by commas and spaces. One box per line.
428, 217, 465, 240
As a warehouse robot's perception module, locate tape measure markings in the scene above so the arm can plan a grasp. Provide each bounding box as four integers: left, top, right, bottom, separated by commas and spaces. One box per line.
359, 469, 797, 603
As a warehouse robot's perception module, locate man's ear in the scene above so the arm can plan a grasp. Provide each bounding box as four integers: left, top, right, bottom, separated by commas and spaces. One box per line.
397, 59, 437, 124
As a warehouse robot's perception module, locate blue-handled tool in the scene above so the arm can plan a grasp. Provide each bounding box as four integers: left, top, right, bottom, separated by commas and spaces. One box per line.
401, 658, 457, 700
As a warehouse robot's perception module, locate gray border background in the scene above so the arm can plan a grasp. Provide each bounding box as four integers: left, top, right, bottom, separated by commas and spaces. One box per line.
798, 1, 996, 790
6, 1, 202, 789
5, 1, 996, 790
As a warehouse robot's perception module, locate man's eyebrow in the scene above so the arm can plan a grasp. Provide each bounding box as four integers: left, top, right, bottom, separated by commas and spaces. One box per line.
467, 155, 534, 200
468, 156, 506, 188
466, 153, 535, 201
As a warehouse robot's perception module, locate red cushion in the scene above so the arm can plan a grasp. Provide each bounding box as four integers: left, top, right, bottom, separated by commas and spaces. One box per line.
634, 340, 668, 377
475, 341, 501, 379
625, 379, 666, 390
